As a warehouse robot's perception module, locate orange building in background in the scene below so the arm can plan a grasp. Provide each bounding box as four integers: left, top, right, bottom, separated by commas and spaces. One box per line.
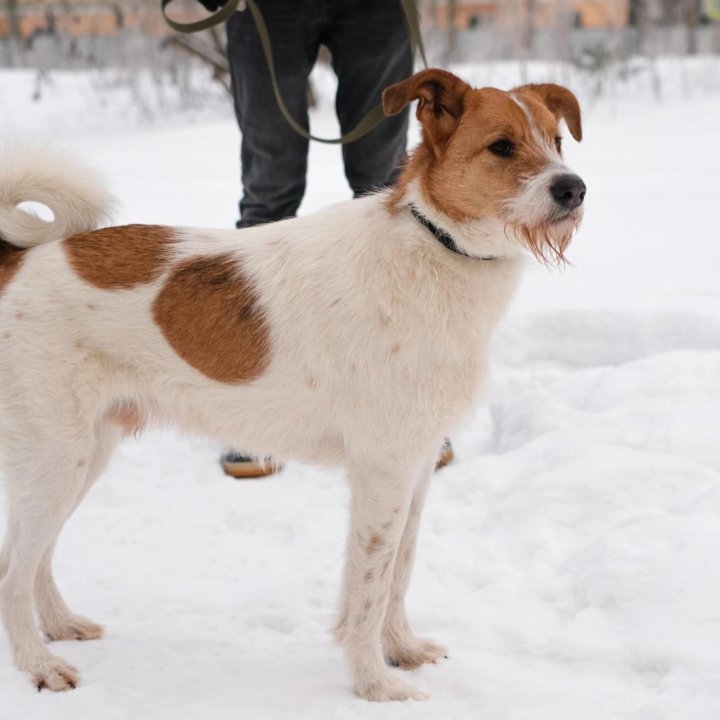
0, 0, 198, 39
1, 0, 715, 42
1, 0, 633, 41
424, 0, 630, 30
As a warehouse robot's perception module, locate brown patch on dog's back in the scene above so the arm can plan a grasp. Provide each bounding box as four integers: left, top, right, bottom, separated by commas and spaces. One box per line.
0, 239, 26, 297
64, 225, 175, 289
153, 254, 270, 384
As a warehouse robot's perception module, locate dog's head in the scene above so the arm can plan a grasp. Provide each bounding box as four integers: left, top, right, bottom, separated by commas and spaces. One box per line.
383, 69, 585, 263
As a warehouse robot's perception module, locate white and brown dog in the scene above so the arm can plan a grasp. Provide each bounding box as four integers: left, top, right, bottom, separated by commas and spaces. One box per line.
0, 69, 584, 701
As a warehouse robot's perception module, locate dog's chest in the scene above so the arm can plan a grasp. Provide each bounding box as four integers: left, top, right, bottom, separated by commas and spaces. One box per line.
325, 259, 521, 417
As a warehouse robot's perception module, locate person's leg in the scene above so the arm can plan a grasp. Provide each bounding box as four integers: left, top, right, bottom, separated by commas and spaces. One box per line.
226, 1, 322, 227
324, 0, 413, 196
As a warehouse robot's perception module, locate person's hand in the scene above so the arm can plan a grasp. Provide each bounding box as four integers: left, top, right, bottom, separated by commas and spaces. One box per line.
197, 0, 229, 11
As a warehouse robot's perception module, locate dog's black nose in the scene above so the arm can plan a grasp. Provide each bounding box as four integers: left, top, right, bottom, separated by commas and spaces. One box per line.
550, 174, 586, 210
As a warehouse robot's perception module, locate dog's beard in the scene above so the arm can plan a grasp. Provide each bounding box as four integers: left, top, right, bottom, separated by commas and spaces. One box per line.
515, 218, 580, 265
506, 211, 582, 265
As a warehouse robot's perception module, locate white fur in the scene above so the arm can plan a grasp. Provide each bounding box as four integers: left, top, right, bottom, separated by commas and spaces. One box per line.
509, 93, 556, 157
507, 160, 584, 229
0, 148, 532, 700
0, 147, 115, 247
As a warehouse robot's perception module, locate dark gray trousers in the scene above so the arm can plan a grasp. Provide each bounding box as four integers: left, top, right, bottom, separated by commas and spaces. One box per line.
226, 0, 412, 228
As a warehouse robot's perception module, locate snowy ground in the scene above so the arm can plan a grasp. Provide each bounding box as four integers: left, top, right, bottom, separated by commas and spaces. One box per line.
1, 58, 720, 719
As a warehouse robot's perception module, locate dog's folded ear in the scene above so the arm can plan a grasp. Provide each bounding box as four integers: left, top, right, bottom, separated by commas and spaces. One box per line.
513, 83, 582, 142
383, 69, 472, 148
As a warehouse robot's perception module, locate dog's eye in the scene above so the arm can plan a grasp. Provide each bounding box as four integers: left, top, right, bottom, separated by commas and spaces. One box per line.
555, 136, 563, 154
488, 139, 515, 158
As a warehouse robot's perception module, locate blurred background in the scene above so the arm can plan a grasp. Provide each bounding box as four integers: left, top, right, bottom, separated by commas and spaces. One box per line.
2, 1, 719, 112
3, 1, 720, 65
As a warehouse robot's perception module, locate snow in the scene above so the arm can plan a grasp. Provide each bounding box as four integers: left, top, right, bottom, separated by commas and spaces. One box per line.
1, 58, 720, 719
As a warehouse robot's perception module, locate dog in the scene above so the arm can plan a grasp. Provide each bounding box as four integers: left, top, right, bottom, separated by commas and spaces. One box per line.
0, 69, 584, 701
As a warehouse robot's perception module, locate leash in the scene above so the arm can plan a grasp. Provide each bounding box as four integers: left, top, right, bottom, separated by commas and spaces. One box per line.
161, 0, 428, 145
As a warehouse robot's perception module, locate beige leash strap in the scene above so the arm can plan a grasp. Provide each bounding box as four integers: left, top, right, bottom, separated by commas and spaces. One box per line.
161, 0, 242, 34
161, 0, 428, 145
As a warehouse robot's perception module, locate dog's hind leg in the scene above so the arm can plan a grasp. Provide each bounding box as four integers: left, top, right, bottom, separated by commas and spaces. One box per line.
381, 460, 448, 669
0, 426, 100, 691
335, 461, 428, 702
35, 539, 105, 643
35, 421, 123, 642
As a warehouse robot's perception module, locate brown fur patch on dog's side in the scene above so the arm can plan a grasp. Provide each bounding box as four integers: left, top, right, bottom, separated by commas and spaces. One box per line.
0, 240, 26, 297
152, 254, 270, 384
64, 225, 175, 289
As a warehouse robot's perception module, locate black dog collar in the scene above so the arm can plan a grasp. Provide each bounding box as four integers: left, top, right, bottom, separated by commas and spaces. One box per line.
409, 205, 498, 261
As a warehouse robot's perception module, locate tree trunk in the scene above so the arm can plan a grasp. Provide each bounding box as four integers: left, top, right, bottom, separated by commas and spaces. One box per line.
444, 0, 458, 64
685, 0, 700, 55
6, 0, 23, 67
524, 0, 536, 58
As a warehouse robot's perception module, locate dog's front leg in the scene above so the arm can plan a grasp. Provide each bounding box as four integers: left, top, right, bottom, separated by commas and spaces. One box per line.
382, 461, 448, 669
336, 463, 428, 702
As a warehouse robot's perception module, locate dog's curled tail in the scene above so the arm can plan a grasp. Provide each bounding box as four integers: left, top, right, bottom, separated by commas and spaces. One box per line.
0, 147, 115, 248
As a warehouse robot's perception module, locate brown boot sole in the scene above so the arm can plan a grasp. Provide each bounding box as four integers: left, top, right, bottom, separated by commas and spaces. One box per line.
221, 459, 282, 479
435, 441, 454, 470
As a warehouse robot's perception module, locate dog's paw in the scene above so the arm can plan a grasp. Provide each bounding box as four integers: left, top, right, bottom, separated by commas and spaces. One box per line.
354, 675, 429, 702
385, 636, 448, 670
29, 656, 79, 692
44, 614, 104, 642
